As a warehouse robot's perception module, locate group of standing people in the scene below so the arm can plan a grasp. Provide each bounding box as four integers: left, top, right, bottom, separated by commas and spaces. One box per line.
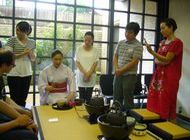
0, 17, 183, 139
113, 18, 183, 121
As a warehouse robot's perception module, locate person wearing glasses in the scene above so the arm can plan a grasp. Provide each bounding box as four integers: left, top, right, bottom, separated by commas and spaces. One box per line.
0, 50, 38, 140
4, 21, 36, 107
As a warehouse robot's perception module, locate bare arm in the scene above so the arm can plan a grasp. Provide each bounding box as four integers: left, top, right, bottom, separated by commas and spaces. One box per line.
155, 58, 168, 65
0, 120, 18, 133
87, 61, 98, 76
76, 60, 87, 74
0, 115, 31, 133
5, 97, 32, 118
0, 100, 21, 119
146, 44, 175, 64
113, 53, 119, 71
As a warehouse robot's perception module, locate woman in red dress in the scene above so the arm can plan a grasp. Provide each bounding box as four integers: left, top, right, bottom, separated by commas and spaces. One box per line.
145, 18, 183, 120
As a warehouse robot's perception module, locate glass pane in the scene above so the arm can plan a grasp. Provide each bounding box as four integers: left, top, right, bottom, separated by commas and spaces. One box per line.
93, 43, 107, 58
131, 0, 143, 13
75, 25, 91, 40
114, 27, 125, 42
76, 8, 92, 24
37, 0, 55, 2
75, 42, 83, 49
15, 20, 34, 37
114, 0, 128, 11
94, 26, 108, 42
0, 18, 12, 36
57, 5, 74, 22
36, 3, 55, 20
76, 0, 92, 7
144, 31, 156, 45
145, 1, 157, 15
15, 0, 34, 18
0, 0, 13, 17
113, 44, 117, 54
56, 41, 73, 57
137, 62, 141, 74
94, 0, 109, 9
57, 0, 74, 5
142, 45, 154, 59
114, 12, 128, 27
99, 60, 108, 74
36, 21, 54, 38
36, 57, 51, 73
136, 30, 141, 42
94, 9, 109, 25
130, 14, 142, 28
64, 58, 73, 68
142, 61, 154, 74
36, 40, 54, 57
56, 23, 73, 40
144, 16, 156, 30
0, 37, 9, 46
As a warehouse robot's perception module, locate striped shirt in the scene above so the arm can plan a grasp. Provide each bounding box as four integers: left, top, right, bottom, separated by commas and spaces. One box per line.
4, 37, 36, 77
115, 39, 143, 75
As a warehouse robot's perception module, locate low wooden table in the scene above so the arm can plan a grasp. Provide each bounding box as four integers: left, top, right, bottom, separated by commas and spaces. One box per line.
32, 105, 162, 140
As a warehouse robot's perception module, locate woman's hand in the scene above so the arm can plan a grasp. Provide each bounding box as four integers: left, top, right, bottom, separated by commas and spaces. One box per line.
83, 71, 91, 82
66, 92, 75, 102
45, 85, 55, 92
23, 48, 32, 55
145, 44, 154, 54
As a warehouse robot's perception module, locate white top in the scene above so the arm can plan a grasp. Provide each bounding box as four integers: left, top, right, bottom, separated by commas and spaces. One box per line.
75, 45, 99, 87
38, 64, 76, 105
4, 37, 36, 77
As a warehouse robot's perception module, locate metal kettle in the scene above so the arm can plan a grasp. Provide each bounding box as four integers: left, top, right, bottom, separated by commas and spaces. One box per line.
88, 96, 104, 107
106, 101, 126, 126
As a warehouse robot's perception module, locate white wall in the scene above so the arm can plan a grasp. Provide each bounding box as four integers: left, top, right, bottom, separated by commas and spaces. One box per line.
169, 0, 190, 117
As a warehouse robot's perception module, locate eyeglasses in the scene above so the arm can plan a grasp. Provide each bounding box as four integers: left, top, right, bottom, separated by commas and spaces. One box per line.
10, 63, 16, 67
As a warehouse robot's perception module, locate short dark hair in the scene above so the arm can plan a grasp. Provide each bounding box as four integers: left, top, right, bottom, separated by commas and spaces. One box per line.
16, 21, 32, 35
0, 50, 15, 66
162, 18, 177, 32
0, 41, 2, 48
84, 31, 94, 40
51, 49, 63, 58
125, 22, 140, 35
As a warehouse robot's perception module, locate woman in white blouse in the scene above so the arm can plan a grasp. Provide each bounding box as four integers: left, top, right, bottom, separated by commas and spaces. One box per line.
75, 31, 99, 102
38, 49, 76, 105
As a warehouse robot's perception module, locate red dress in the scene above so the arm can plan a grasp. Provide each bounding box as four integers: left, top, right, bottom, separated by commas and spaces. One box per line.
147, 38, 183, 120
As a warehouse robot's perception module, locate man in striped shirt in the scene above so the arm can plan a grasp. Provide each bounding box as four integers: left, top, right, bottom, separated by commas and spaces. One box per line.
113, 22, 143, 111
